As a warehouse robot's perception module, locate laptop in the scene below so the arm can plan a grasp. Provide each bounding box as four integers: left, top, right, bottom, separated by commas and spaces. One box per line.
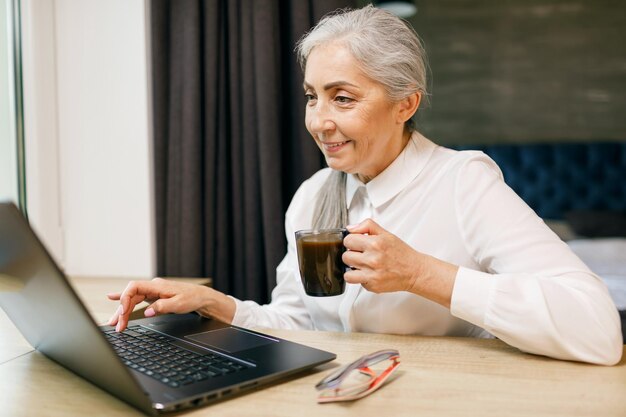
0, 202, 336, 414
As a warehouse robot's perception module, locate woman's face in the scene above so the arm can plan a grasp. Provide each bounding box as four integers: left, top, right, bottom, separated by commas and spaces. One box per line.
304, 43, 409, 182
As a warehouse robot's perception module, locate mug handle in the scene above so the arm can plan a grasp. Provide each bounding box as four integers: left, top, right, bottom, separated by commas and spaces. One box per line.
341, 228, 352, 271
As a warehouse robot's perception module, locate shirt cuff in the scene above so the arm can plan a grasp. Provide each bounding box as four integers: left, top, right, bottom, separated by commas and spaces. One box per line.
450, 267, 496, 329
229, 296, 249, 328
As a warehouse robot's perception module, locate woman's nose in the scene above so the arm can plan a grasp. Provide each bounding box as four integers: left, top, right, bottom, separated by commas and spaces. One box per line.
307, 104, 335, 133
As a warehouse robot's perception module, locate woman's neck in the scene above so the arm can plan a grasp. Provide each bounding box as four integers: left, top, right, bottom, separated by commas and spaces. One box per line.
355, 129, 412, 184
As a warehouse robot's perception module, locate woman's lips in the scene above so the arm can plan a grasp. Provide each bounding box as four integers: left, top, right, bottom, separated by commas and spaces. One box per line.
322, 140, 350, 153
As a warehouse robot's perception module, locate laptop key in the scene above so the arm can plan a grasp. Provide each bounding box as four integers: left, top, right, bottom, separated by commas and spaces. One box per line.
106, 327, 249, 389
190, 372, 208, 381
207, 365, 226, 375
180, 378, 194, 386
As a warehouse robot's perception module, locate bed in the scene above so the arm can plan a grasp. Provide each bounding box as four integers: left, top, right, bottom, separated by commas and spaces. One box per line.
455, 142, 626, 343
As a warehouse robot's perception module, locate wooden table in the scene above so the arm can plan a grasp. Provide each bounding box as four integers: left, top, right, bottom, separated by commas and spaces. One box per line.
1, 277, 625, 416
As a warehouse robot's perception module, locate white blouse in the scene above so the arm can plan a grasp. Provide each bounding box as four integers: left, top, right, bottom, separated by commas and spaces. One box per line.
231, 132, 623, 365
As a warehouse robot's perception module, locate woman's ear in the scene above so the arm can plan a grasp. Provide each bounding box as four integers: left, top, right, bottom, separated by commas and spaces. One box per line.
396, 92, 421, 124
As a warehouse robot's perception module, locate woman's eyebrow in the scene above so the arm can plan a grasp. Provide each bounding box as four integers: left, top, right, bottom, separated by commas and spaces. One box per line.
303, 80, 358, 91
322, 81, 358, 90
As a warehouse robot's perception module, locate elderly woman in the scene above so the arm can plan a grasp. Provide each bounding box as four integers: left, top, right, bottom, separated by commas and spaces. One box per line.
109, 6, 622, 365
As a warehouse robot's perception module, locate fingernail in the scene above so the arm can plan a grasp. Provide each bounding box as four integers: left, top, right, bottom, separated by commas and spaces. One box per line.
144, 308, 155, 317
116, 322, 121, 332
119, 304, 125, 315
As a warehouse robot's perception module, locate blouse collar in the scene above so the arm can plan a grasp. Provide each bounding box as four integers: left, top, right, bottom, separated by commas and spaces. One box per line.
345, 131, 437, 209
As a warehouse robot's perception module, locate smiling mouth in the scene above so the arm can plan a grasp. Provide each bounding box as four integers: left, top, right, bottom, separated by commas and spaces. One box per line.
323, 140, 350, 149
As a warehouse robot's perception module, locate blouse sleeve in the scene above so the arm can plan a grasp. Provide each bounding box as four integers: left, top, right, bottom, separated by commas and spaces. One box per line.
449, 155, 623, 365
229, 189, 314, 330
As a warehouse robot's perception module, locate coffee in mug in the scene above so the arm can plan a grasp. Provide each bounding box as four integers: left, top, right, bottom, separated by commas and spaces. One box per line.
295, 228, 348, 297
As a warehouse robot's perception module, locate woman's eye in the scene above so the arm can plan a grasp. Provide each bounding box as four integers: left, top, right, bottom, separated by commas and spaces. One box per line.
304, 93, 316, 102
335, 96, 353, 104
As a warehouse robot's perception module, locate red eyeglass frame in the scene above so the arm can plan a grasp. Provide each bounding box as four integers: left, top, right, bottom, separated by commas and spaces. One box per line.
316, 349, 400, 403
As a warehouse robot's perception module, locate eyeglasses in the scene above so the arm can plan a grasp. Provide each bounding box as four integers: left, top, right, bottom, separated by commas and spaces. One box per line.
315, 349, 400, 403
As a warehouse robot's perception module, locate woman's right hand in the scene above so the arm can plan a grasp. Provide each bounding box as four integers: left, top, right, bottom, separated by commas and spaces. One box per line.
107, 277, 236, 332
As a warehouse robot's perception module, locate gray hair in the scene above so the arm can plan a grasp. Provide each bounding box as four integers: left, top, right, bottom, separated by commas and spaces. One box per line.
296, 4, 428, 104
299, 5, 429, 229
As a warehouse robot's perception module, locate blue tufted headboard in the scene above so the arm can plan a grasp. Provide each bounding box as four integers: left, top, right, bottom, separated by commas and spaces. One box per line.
453, 142, 626, 219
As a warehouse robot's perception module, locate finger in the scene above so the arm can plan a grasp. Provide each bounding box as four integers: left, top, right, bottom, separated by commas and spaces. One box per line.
143, 300, 168, 318
118, 280, 165, 318
118, 294, 148, 321
115, 293, 149, 332
116, 298, 144, 332
343, 268, 370, 285
342, 250, 368, 269
107, 292, 121, 300
144, 296, 187, 317
344, 269, 379, 293
119, 282, 140, 316
343, 233, 370, 252
107, 305, 123, 326
116, 313, 128, 332
346, 218, 385, 235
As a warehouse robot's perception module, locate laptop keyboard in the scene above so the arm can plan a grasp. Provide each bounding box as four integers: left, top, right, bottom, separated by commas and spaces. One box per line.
104, 326, 248, 388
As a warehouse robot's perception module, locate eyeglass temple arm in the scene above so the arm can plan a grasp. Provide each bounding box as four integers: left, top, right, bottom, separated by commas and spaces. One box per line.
316, 349, 399, 390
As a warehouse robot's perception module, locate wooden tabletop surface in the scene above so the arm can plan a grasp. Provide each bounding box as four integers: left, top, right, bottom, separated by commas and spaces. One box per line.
1, 276, 625, 417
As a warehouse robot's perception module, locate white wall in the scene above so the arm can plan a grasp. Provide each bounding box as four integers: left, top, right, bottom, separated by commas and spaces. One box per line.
22, 0, 64, 263
0, 0, 18, 204
22, 0, 155, 278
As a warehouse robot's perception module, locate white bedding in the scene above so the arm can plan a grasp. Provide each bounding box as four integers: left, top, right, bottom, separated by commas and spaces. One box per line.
567, 238, 626, 310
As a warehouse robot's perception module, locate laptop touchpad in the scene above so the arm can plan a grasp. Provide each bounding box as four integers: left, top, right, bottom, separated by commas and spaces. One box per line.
185, 327, 277, 353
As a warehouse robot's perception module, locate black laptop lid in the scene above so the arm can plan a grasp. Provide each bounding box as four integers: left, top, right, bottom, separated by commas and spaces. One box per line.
0, 202, 154, 414
1, 202, 337, 414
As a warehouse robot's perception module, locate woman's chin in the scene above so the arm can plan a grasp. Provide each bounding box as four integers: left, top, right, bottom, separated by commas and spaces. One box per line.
324, 156, 351, 173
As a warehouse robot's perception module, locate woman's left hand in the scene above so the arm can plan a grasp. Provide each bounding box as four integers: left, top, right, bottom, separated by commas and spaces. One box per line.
343, 219, 457, 307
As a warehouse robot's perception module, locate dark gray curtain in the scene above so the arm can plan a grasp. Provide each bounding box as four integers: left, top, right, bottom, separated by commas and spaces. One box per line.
151, 0, 356, 303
